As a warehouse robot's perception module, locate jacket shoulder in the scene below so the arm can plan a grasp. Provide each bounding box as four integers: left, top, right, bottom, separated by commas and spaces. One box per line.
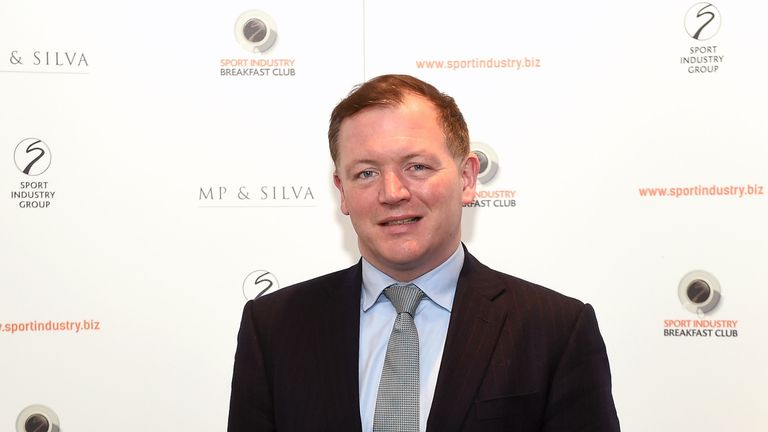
494, 268, 584, 310
462, 251, 589, 324
245, 263, 361, 317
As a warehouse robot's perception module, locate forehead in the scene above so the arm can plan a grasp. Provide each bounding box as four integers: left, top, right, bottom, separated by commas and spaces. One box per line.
336, 95, 447, 159
345, 93, 438, 127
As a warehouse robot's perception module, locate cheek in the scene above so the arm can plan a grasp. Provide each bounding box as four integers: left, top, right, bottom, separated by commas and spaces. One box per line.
343, 190, 373, 215
422, 179, 462, 204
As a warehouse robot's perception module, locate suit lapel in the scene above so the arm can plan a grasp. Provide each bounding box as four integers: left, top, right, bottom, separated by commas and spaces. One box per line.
317, 263, 364, 431
427, 250, 507, 432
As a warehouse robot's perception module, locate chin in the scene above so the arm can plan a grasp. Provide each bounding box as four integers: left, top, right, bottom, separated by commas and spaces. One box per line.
384, 248, 430, 270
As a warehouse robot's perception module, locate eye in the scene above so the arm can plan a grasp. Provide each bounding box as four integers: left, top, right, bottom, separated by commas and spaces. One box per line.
357, 169, 375, 179
408, 163, 431, 174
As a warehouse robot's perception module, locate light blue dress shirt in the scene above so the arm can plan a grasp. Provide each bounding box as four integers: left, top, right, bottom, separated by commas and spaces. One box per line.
359, 245, 464, 432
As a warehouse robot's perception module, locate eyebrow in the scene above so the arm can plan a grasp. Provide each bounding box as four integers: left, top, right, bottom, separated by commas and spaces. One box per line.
347, 158, 379, 167
347, 152, 431, 166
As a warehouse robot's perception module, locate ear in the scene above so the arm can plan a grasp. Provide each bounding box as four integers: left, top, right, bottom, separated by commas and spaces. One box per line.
333, 172, 350, 215
459, 153, 480, 205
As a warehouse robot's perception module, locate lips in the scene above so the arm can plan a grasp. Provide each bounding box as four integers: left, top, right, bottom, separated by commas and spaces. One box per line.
380, 216, 421, 226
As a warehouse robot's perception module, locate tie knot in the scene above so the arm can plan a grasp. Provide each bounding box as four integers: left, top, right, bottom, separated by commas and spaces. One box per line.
383, 283, 424, 316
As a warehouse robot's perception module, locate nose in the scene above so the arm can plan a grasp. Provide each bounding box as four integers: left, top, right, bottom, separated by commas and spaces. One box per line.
379, 170, 411, 204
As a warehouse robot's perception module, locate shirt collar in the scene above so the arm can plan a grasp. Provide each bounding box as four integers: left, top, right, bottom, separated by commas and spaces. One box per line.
361, 244, 464, 313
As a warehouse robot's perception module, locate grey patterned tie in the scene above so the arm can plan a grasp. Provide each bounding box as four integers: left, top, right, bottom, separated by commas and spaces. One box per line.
373, 283, 425, 432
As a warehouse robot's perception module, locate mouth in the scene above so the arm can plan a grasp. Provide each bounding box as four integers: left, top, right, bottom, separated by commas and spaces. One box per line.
380, 217, 421, 226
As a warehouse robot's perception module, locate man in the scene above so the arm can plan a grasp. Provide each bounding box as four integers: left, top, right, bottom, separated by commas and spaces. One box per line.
228, 74, 620, 431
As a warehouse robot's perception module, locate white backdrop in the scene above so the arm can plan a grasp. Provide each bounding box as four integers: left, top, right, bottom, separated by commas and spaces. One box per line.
2, 1, 767, 431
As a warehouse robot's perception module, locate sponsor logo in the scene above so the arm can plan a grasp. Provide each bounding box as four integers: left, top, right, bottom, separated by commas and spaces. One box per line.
16, 405, 60, 432
220, 10, 296, 78
464, 142, 517, 209
14, 138, 51, 176
684, 3, 721, 41
198, 184, 316, 207
10, 138, 56, 209
662, 270, 739, 338
235, 10, 278, 54
472, 142, 499, 185
4, 49, 89, 74
678, 270, 721, 314
680, 3, 724, 74
242, 270, 280, 300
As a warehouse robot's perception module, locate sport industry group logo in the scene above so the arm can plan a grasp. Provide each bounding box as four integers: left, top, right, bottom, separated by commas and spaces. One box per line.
680, 3, 724, 74
242, 270, 280, 300
10, 138, 57, 209
14, 138, 51, 176
684, 3, 721, 41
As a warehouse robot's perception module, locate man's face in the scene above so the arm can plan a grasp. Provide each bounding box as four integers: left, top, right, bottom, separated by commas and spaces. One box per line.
333, 94, 478, 281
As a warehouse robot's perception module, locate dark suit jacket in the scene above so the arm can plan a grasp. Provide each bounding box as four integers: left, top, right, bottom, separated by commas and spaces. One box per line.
228, 249, 620, 431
